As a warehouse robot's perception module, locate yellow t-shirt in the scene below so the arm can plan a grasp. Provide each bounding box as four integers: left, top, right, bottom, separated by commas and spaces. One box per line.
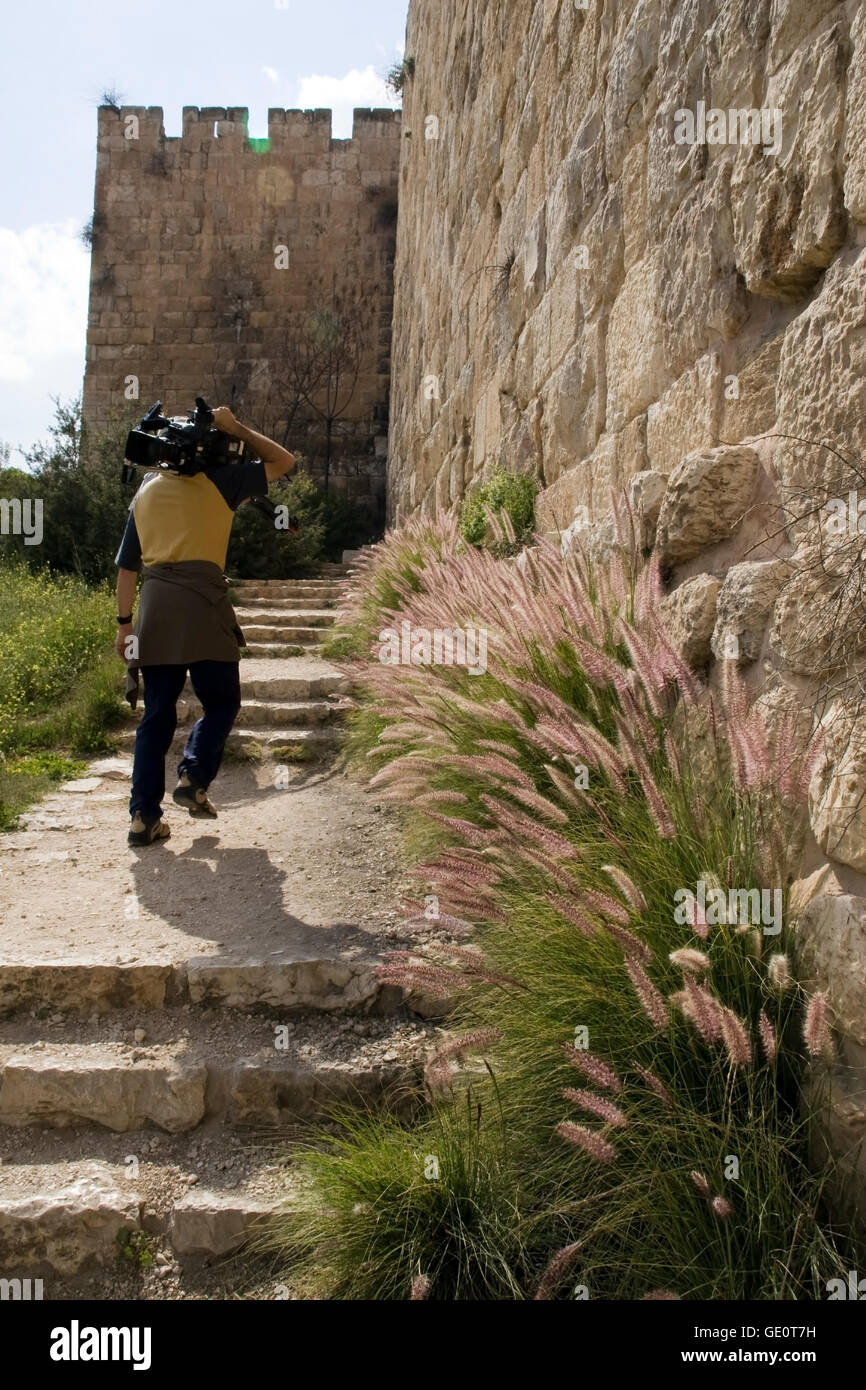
116, 459, 268, 570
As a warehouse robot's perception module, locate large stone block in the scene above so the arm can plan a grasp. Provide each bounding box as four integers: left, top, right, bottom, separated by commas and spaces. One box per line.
658, 159, 748, 376
655, 444, 760, 566
731, 23, 848, 300
605, 252, 668, 432
710, 558, 790, 664
809, 702, 866, 871
843, 5, 866, 223
661, 573, 721, 667
646, 352, 722, 476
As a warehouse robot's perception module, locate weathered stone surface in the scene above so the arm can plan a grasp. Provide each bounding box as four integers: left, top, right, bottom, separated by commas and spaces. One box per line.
0, 1050, 207, 1133
730, 24, 847, 300
169, 1190, 276, 1258
0, 1168, 141, 1275
769, 544, 863, 675
655, 445, 760, 566
660, 575, 720, 668
645, 353, 722, 476
226, 1057, 418, 1125
605, 253, 668, 432
774, 247, 866, 497
628, 469, 668, 549
0, 962, 174, 1015
720, 335, 782, 442
185, 956, 384, 1013
87, 758, 133, 780
793, 894, 866, 1047
843, 6, 866, 223
808, 702, 866, 871
710, 559, 790, 665
659, 160, 748, 377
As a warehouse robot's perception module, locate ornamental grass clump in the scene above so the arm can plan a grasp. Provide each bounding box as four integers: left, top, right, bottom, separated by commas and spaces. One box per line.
269, 507, 860, 1300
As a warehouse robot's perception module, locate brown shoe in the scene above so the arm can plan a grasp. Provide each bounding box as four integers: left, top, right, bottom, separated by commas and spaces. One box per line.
172, 773, 218, 818
128, 813, 171, 847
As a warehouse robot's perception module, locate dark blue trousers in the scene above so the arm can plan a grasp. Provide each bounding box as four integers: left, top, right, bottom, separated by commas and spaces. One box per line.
130, 661, 242, 821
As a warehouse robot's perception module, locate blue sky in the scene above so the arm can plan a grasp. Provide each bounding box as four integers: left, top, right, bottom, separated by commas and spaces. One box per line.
0, 0, 407, 462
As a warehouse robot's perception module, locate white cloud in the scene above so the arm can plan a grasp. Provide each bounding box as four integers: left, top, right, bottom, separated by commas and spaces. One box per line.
295, 65, 399, 138
0, 221, 89, 383
0, 220, 89, 454
263, 66, 279, 84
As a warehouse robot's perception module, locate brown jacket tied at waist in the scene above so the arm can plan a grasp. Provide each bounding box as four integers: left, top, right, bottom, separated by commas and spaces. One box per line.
124, 561, 246, 708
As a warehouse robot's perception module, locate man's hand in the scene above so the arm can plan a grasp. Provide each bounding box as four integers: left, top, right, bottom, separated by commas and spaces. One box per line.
115, 624, 134, 662
213, 406, 239, 436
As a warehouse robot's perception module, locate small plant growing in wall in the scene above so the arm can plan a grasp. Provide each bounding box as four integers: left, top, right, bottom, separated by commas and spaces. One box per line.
386, 55, 416, 97
81, 211, 105, 248
99, 87, 124, 111
459, 467, 537, 557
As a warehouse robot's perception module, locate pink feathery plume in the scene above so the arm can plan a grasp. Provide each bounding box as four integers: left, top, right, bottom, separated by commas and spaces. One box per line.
720, 1006, 752, 1066
562, 1044, 622, 1093
669, 948, 711, 973
804, 990, 832, 1057
672, 979, 724, 1042
690, 1171, 711, 1198
548, 893, 598, 938
533, 1242, 583, 1300
758, 1010, 777, 1064
605, 920, 652, 963
555, 1121, 616, 1164
632, 1062, 673, 1108
600, 864, 648, 915
562, 1087, 628, 1128
424, 1027, 503, 1091
625, 958, 669, 1030
768, 953, 792, 990
410, 1274, 431, 1300
711, 1196, 732, 1219
501, 784, 571, 824
642, 1290, 681, 1300
581, 886, 632, 926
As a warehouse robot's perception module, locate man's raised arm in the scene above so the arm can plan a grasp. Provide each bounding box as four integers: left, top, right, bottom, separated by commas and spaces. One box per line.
212, 407, 296, 482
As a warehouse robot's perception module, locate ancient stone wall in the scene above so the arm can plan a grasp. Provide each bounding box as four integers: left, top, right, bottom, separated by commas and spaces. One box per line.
388, 0, 866, 1215
83, 105, 401, 519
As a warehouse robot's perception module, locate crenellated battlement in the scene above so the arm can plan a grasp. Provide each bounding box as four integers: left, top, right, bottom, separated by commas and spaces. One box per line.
96, 104, 402, 155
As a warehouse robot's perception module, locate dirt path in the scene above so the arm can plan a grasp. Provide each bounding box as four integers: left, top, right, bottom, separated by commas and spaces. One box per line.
0, 575, 439, 1301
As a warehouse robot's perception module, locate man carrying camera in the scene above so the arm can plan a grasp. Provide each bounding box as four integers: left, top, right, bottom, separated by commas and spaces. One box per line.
115, 405, 295, 847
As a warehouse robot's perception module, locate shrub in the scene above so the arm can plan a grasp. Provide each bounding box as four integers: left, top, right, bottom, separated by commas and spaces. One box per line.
0, 564, 123, 826
270, 511, 860, 1300
458, 468, 537, 556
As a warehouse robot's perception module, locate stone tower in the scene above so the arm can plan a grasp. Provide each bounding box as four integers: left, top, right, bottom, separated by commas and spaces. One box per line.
83, 104, 401, 522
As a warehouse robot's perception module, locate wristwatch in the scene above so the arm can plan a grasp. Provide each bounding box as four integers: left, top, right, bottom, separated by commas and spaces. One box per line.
117, 614, 133, 624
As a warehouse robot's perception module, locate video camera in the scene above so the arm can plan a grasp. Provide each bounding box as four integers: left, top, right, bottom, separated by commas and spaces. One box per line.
122, 396, 297, 529
122, 397, 248, 483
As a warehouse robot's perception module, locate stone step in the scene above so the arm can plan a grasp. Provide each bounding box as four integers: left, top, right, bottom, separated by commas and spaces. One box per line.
233, 582, 344, 596
0, 1015, 427, 1134
0, 1134, 297, 1276
235, 594, 341, 610
0, 950, 399, 1018
210, 699, 346, 729
235, 662, 349, 700
235, 609, 338, 627
241, 625, 333, 643
226, 727, 339, 757
244, 642, 319, 658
